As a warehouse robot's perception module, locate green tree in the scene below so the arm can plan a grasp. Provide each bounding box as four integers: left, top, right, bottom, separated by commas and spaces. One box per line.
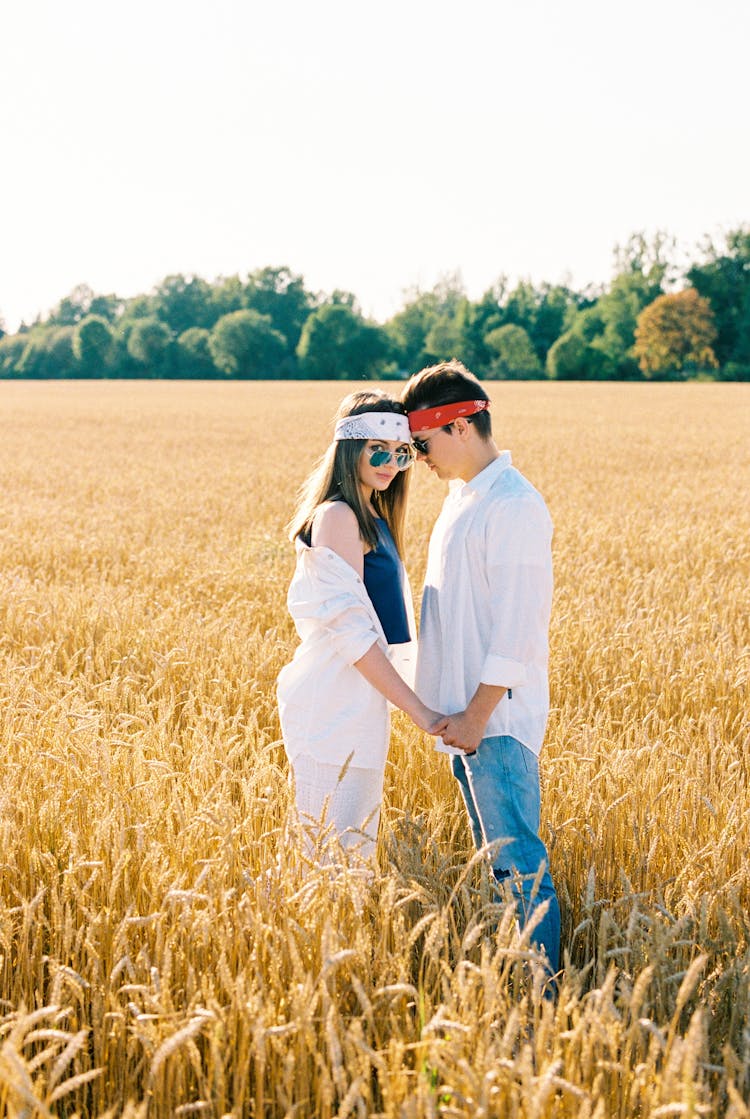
0, 333, 26, 376
463, 279, 581, 373
153, 274, 213, 335
423, 305, 469, 364
503, 279, 537, 336
688, 227, 750, 367
122, 294, 156, 320
127, 317, 173, 376
209, 310, 287, 378
422, 275, 471, 365
209, 276, 245, 325
50, 288, 121, 326
561, 232, 675, 378
386, 290, 440, 372
49, 284, 95, 326
73, 315, 114, 376
634, 288, 718, 378
462, 280, 507, 370
386, 273, 470, 373
531, 284, 580, 364
613, 230, 676, 289
297, 303, 389, 379
176, 328, 217, 379
547, 331, 615, 380
243, 266, 315, 356
16, 326, 77, 378
46, 326, 77, 376
484, 324, 542, 379
88, 294, 122, 323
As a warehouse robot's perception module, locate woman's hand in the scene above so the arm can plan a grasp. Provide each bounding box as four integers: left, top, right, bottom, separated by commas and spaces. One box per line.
412, 706, 449, 735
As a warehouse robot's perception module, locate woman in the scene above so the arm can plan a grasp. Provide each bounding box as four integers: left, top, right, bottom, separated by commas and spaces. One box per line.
277, 390, 445, 858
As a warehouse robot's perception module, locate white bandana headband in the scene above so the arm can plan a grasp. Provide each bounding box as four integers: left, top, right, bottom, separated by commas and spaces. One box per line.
334, 413, 412, 443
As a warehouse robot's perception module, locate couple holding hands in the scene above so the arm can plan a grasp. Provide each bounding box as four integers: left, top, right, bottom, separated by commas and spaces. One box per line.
277, 360, 560, 976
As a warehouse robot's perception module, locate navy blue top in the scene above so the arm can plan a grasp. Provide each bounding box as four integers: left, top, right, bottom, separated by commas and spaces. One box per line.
363, 519, 411, 645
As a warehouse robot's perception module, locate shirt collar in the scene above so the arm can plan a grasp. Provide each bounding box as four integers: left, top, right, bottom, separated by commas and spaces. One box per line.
449, 450, 512, 499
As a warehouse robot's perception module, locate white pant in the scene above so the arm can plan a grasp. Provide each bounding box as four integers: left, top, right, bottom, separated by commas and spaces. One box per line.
291, 754, 384, 859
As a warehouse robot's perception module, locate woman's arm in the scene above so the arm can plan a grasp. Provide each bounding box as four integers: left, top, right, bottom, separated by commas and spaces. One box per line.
311, 501, 445, 734
354, 642, 446, 733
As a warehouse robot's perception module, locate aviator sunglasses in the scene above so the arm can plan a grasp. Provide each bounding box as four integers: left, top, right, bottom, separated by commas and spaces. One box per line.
367, 446, 414, 470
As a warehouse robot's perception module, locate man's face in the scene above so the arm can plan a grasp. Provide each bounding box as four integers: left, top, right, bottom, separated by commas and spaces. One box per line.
412, 423, 462, 480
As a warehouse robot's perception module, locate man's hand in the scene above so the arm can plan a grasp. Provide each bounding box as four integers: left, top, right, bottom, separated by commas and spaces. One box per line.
439, 710, 488, 755
440, 684, 507, 754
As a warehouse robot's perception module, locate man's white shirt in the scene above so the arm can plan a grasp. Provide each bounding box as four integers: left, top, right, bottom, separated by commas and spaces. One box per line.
416, 451, 553, 756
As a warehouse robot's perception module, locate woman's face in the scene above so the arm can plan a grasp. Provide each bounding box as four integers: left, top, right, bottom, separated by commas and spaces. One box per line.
357, 438, 413, 494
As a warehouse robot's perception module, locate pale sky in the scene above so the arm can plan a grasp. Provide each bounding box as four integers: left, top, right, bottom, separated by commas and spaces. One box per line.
2, 0, 749, 332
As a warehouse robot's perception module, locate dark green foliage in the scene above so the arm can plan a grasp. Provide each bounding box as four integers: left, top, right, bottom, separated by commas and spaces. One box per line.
243, 266, 315, 356
30, 326, 77, 378
176, 328, 217, 379
484, 324, 542, 379
559, 233, 674, 380
127, 317, 174, 377
1, 235, 747, 380
153, 274, 214, 335
688, 227, 750, 367
0, 334, 26, 376
209, 310, 288, 378
73, 315, 114, 377
297, 303, 390, 380
386, 290, 440, 373
460, 279, 580, 374
547, 331, 616, 380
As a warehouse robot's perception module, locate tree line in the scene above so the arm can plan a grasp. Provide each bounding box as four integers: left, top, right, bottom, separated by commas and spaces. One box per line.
1, 229, 748, 381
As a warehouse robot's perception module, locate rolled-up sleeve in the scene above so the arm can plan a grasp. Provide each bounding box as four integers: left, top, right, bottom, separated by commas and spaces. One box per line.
479, 496, 552, 689
320, 594, 381, 665
287, 550, 385, 667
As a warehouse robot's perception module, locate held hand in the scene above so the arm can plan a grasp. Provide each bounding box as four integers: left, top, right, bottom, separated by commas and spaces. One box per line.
427, 712, 450, 736
439, 710, 486, 755
413, 705, 449, 735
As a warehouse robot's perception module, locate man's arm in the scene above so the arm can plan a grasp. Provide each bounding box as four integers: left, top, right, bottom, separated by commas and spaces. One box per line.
443, 494, 552, 755
440, 684, 507, 754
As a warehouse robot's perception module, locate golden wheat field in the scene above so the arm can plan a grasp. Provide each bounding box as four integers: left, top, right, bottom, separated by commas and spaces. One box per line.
0, 379, 748, 1119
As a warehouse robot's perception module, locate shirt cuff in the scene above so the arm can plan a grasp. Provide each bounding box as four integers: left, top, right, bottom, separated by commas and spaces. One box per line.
480, 654, 528, 689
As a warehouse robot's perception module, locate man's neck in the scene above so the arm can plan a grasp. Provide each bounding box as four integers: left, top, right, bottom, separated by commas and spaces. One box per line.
458, 440, 500, 483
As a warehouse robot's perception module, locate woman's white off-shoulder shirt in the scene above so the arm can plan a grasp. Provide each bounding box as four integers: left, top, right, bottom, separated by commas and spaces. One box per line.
277, 539, 416, 769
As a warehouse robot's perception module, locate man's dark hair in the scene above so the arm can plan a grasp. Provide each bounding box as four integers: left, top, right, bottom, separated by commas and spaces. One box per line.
400, 359, 492, 439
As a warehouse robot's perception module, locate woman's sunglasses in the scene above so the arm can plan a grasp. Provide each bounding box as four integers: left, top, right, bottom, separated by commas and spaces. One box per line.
368, 448, 414, 471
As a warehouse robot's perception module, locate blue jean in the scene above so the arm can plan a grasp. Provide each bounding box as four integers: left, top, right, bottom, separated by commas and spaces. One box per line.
452, 735, 560, 974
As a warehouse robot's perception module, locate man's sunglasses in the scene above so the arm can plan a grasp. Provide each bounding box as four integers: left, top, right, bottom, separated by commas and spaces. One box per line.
368, 448, 414, 471
412, 417, 471, 456
411, 435, 432, 455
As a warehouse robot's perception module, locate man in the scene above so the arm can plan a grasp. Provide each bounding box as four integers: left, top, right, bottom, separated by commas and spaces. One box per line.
401, 360, 560, 976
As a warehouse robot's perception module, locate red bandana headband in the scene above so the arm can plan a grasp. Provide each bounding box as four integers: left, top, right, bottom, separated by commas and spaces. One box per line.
407, 398, 490, 434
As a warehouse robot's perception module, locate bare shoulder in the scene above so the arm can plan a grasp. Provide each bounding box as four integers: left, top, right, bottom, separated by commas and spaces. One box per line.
311, 501, 365, 576
312, 500, 359, 535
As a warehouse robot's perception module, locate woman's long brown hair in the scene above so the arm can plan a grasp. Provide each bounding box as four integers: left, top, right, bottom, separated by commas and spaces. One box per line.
287, 391, 411, 556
